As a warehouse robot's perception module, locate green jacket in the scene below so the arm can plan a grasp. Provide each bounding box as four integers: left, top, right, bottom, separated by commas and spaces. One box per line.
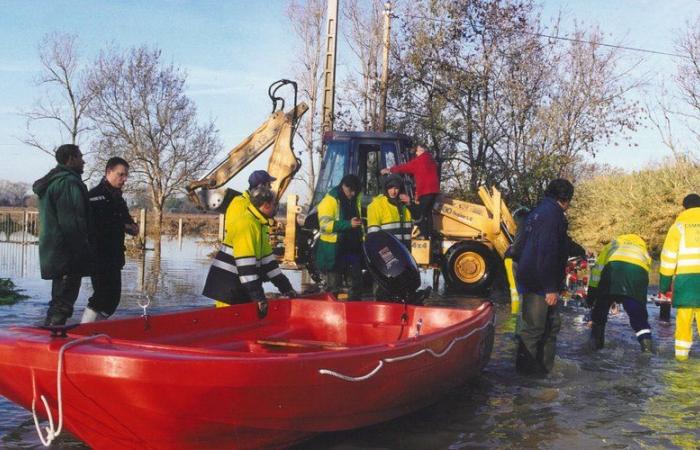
32, 165, 93, 279
314, 186, 362, 271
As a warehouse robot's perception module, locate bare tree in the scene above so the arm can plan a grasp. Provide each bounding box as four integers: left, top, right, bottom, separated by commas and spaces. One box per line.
87, 46, 221, 248
22, 33, 94, 156
335, 0, 386, 131
391, 0, 642, 206
287, 0, 326, 202
0, 180, 31, 206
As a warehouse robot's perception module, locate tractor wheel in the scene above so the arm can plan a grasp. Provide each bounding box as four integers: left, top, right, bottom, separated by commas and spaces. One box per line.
442, 241, 497, 295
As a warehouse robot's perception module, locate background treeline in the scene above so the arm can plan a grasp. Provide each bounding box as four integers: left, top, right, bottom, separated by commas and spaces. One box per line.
569, 156, 700, 256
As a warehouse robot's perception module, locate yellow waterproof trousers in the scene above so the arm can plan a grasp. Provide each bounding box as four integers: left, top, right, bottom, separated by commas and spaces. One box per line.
675, 308, 700, 361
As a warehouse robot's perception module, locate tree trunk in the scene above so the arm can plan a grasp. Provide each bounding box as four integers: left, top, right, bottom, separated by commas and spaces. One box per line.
152, 204, 163, 252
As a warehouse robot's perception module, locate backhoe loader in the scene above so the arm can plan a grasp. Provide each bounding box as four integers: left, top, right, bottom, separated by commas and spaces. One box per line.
186, 80, 517, 295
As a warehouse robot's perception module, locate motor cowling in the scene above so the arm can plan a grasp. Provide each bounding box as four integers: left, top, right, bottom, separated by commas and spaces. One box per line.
362, 231, 421, 300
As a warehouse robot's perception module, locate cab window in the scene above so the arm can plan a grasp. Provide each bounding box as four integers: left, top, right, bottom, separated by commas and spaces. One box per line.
312, 140, 349, 207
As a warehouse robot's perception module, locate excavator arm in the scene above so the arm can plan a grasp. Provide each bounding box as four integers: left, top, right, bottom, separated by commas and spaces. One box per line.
186, 80, 309, 208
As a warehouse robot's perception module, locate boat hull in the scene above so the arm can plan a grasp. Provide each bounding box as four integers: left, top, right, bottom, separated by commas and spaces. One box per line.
0, 298, 494, 449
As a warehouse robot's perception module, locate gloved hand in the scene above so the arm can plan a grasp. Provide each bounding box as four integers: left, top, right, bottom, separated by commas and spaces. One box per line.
281, 289, 298, 298
256, 299, 269, 319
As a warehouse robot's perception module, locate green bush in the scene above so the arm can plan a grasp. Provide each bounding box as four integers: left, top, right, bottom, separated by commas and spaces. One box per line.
0, 278, 29, 306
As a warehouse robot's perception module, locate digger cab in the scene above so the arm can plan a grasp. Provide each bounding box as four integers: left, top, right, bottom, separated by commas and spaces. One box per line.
310, 131, 414, 210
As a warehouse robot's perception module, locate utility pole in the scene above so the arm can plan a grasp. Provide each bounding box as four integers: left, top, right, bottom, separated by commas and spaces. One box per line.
321, 0, 339, 135
378, 1, 392, 132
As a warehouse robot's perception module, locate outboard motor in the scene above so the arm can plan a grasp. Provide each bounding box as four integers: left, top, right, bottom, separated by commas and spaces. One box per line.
363, 231, 421, 302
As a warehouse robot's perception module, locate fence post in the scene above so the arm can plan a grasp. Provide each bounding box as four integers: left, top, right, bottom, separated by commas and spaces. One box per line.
218, 214, 225, 241
178, 218, 183, 250
22, 210, 28, 245
139, 209, 147, 250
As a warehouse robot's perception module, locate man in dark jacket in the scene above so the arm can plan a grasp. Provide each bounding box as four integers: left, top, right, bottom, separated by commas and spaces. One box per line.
32, 144, 93, 326
514, 178, 574, 376
81, 157, 138, 322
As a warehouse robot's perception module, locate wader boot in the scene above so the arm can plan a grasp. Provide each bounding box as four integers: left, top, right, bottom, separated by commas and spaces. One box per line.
589, 323, 605, 350
515, 335, 546, 377
80, 307, 109, 323
640, 337, 654, 354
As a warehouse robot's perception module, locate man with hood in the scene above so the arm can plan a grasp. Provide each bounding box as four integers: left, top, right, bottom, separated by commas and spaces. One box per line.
315, 174, 364, 300
367, 174, 412, 248
32, 144, 93, 326
81, 157, 138, 323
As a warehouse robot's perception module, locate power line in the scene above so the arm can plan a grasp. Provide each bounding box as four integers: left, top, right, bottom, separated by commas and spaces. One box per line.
401, 13, 690, 59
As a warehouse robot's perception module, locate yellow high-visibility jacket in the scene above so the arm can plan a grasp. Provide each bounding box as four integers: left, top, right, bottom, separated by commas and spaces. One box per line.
660, 207, 700, 307
315, 186, 363, 271
223, 191, 250, 247
367, 194, 412, 246
589, 234, 651, 303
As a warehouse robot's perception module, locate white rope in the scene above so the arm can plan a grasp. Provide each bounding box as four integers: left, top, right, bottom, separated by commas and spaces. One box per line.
318, 320, 493, 382
31, 334, 111, 447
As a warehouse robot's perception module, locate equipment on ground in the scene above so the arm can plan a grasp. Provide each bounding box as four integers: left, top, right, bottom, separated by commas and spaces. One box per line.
0, 297, 494, 449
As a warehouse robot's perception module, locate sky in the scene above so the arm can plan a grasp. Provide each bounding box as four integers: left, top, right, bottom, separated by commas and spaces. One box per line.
0, 0, 698, 191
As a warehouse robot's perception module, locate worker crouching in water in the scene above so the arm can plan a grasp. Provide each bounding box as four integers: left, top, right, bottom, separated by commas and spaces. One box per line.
315, 174, 364, 300
587, 234, 653, 353
202, 186, 297, 317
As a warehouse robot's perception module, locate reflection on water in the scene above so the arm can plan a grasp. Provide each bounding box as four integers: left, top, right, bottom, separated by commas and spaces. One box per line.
1, 239, 700, 449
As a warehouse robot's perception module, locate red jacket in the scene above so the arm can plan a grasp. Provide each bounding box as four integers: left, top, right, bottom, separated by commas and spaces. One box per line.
389, 152, 440, 197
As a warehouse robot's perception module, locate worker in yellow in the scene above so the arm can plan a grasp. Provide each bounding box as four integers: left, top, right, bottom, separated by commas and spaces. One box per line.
315, 174, 364, 300
659, 193, 700, 361
202, 186, 297, 316
367, 174, 412, 247
226, 170, 276, 230
587, 233, 653, 352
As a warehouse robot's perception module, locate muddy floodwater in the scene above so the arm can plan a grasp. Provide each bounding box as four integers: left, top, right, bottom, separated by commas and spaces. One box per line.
1, 237, 698, 449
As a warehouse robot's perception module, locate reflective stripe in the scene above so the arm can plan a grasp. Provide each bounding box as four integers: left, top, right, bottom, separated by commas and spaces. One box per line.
260, 254, 276, 265
679, 248, 700, 256
662, 249, 678, 259
660, 261, 677, 269
675, 340, 693, 349
677, 259, 700, 267
220, 245, 234, 256
367, 225, 381, 233
211, 259, 238, 274
635, 329, 651, 337
676, 349, 690, 356
380, 222, 401, 230
402, 234, 412, 240
235, 257, 257, 267
89, 195, 106, 202
239, 274, 259, 283
267, 268, 282, 279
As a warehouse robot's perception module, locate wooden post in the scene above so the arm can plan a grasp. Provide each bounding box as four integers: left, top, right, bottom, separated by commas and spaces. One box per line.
178, 218, 183, 250
139, 209, 147, 250
22, 210, 28, 245
218, 214, 225, 241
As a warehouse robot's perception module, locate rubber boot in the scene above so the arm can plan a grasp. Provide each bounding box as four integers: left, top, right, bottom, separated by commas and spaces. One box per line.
80, 307, 108, 323
43, 313, 68, 327
640, 338, 654, 354
515, 336, 546, 377
589, 323, 605, 350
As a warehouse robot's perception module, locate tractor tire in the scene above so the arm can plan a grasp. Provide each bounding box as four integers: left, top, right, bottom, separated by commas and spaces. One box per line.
442, 241, 497, 295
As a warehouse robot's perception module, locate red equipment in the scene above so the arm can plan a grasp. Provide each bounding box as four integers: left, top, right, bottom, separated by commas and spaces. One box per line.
0, 296, 494, 449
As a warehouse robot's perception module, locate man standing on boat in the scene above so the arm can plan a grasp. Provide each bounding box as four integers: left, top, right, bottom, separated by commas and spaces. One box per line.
315, 174, 364, 300
203, 186, 296, 316
659, 193, 700, 361
81, 157, 138, 323
514, 179, 574, 376
32, 144, 94, 326
587, 234, 653, 352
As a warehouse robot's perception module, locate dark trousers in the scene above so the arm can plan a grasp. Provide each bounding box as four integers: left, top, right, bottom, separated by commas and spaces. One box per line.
88, 270, 123, 316
592, 294, 651, 342
326, 255, 363, 301
517, 293, 561, 374
414, 193, 438, 238
46, 274, 83, 325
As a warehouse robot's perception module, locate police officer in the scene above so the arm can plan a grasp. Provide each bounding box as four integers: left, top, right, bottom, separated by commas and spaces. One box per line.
81, 157, 138, 322
203, 186, 296, 316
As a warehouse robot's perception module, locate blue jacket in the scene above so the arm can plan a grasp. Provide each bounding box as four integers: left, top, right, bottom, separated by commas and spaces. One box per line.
515, 197, 569, 295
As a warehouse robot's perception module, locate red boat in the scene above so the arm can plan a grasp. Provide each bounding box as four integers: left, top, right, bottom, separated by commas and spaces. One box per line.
0, 295, 494, 449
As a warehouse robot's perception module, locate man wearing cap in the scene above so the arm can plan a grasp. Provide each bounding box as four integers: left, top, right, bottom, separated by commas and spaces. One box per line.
367, 174, 412, 248
315, 174, 364, 300
205, 170, 276, 307
659, 193, 700, 361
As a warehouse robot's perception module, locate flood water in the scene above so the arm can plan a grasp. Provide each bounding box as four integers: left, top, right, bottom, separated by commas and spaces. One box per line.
1, 237, 698, 449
